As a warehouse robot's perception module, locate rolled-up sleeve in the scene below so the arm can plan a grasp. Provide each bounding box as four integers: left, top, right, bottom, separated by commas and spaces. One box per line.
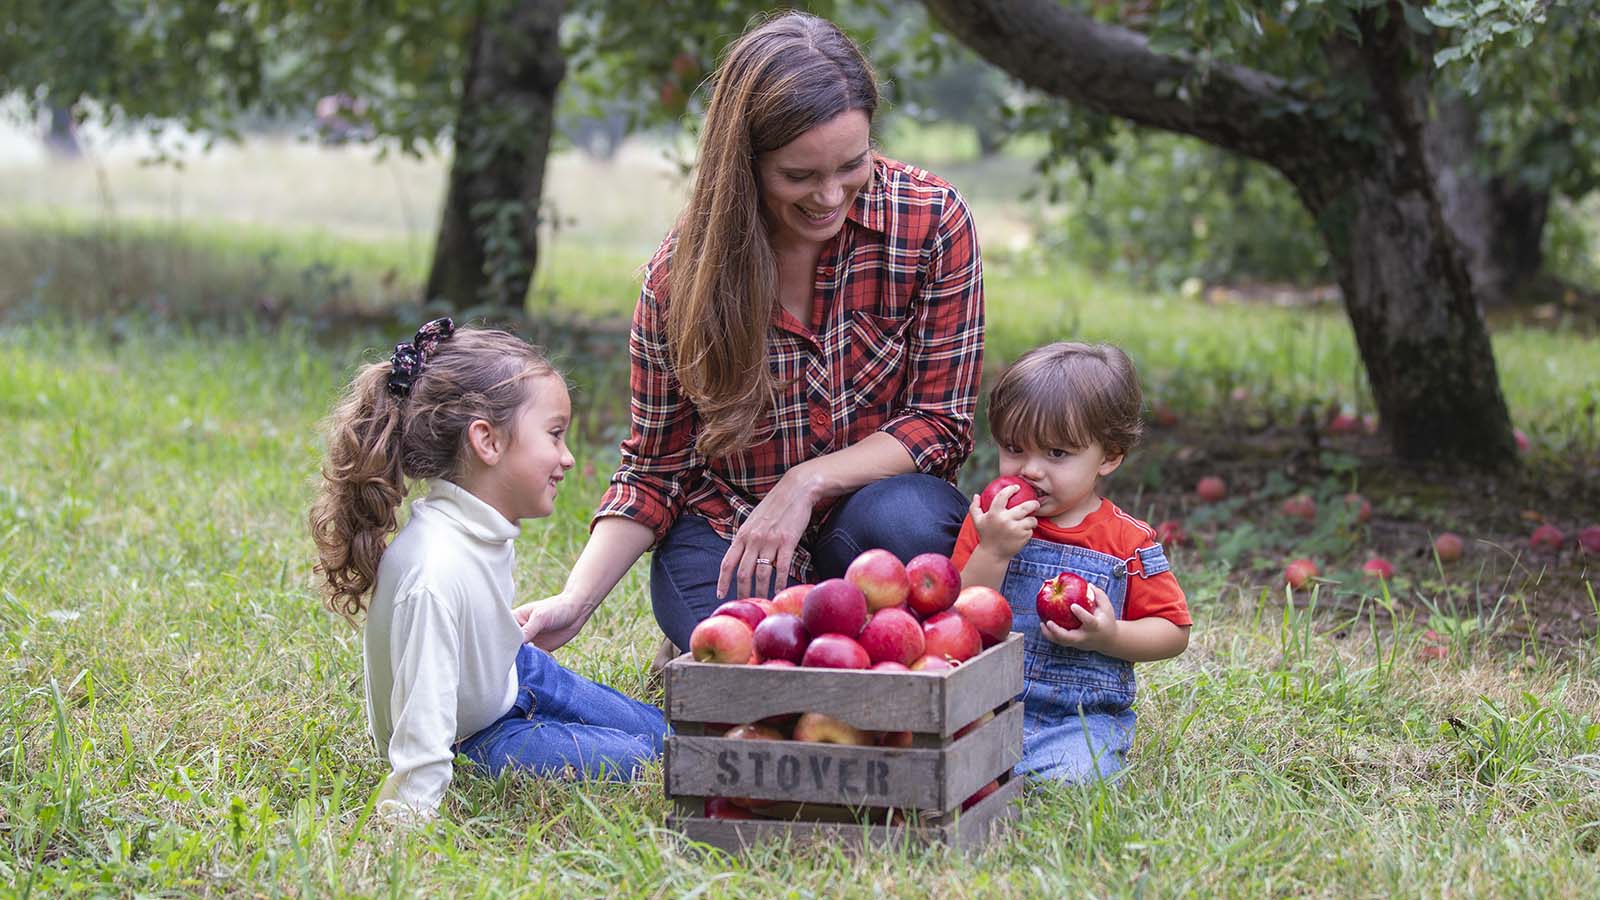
878, 188, 984, 481
593, 270, 700, 544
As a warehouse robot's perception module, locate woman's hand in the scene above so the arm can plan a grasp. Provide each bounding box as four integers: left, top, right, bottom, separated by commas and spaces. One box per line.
513, 593, 594, 652
717, 468, 819, 600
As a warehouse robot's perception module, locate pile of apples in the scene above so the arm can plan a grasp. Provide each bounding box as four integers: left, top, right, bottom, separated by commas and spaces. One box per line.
688, 548, 1013, 671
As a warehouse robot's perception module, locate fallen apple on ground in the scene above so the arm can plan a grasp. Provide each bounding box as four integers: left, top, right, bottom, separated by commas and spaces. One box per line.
1580, 526, 1600, 554
1433, 532, 1465, 562
1195, 476, 1227, 503
1361, 556, 1394, 580
1530, 524, 1565, 552
1284, 558, 1319, 590
1280, 493, 1317, 522
1036, 571, 1095, 630
1343, 493, 1372, 523
1154, 520, 1186, 546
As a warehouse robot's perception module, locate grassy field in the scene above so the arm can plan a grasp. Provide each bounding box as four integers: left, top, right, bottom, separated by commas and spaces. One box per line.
3, 129, 1600, 895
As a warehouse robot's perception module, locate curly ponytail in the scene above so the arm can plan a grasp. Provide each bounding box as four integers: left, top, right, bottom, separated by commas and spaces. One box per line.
309, 327, 556, 619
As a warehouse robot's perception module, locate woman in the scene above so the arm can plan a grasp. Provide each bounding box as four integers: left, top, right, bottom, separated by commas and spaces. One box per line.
522, 12, 984, 653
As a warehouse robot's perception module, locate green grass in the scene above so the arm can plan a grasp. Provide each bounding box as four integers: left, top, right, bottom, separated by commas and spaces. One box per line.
4, 314, 1600, 896
4, 134, 1599, 895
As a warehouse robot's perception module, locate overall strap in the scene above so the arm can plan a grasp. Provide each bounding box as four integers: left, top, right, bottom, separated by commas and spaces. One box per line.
1119, 543, 1171, 579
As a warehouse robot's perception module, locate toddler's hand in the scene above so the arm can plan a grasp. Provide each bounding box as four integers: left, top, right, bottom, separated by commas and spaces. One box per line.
969, 487, 1039, 561
1040, 584, 1117, 653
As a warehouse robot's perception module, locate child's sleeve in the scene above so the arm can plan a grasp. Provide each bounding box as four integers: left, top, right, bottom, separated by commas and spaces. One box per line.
949, 513, 981, 571
1124, 553, 1191, 627
376, 588, 461, 820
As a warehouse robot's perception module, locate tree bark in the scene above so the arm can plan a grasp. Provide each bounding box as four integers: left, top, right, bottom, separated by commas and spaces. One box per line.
426, 0, 567, 311
922, 0, 1517, 466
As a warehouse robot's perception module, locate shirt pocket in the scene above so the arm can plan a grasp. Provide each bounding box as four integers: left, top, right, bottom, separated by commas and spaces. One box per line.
847, 310, 910, 409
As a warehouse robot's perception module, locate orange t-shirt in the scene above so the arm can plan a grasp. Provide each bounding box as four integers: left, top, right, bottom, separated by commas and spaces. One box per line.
951, 497, 1192, 627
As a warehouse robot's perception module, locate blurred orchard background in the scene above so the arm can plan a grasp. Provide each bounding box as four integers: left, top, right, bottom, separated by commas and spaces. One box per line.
3, 1, 1599, 896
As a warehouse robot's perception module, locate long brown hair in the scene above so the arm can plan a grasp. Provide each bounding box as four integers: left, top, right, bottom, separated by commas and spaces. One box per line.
666, 11, 878, 458
309, 328, 557, 619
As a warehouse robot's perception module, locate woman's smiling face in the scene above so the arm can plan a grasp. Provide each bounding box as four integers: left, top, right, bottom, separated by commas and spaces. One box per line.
755, 109, 872, 250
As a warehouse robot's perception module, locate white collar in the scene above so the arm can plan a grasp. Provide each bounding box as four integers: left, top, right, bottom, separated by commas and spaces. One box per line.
414, 479, 520, 544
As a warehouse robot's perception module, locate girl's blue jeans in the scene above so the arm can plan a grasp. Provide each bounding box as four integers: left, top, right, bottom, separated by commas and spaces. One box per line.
648, 473, 968, 652
454, 644, 667, 781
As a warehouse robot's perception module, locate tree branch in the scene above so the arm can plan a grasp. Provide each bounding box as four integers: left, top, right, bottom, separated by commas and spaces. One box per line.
920, 0, 1319, 164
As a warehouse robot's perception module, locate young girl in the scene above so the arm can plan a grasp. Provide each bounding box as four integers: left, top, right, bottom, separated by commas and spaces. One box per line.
310, 319, 667, 820
951, 342, 1191, 782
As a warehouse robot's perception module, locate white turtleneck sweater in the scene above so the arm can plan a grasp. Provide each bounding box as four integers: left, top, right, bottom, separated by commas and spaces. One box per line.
363, 479, 524, 818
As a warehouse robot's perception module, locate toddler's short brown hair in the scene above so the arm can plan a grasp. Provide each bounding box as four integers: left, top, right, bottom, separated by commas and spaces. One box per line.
988, 342, 1144, 458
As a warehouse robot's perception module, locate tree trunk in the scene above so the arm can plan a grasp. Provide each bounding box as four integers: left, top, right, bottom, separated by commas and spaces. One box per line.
426, 0, 567, 311
44, 104, 81, 158
1424, 96, 1550, 307
921, 0, 1517, 466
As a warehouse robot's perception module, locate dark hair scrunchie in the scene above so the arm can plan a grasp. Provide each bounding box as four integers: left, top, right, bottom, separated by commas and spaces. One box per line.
387, 316, 455, 397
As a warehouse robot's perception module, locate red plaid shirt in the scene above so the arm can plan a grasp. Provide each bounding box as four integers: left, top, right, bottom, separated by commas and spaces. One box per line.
595, 157, 984, 576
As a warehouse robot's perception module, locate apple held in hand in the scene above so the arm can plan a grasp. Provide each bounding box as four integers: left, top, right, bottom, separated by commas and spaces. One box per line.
845, 548, 911, 612
953, 585, 1012, 647
978, 476, 1037, 512
802, 578, 868, 637
905, 553, 962, 617
752, 612, 810, 665
922, 610, 982, 663
858, 608, 925, 667
801, 633, 872, 669
690, 614, 754, 664
1036, 572, 1095, 630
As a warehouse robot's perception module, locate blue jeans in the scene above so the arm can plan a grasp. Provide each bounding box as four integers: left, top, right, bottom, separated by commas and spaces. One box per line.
649, 473, 967, 651
454, 645, 667, 781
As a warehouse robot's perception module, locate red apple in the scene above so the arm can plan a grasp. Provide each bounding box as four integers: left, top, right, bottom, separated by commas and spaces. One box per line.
978, 476, 1038, 512
878, 730, 914, 748
1036, 572, 1094, 629
1327, 412, 1361, 435
1433, 532, 1465, 562
1152, 405, 1180, 428
705, 797, 754, 820
752, 612, 810, 665
722, 723, 786, 810
905, 553, 962, 617
871, 660, 910, 672
953, 585, 1012, 647
1284, 558, 1319, 590
712, 599, 767, 631
1195, 476, 1227, 503
910, 655, 954, 672
1530, 524, 1565, 552
792, 712, 872, 745
1361, 556, 1394, 580
961, 779, 1000, 811
1343, 493, 1372, 524
760, 659, 797, 667
802, 578, 868, 637
954, 710, 995, 740
747, 598, 777, 617
922, 610, 982, 663
800, 633, 871, 669
1154, 519, 1187, 546
1280, 493, 1317, 522
689, 615, 754, 664
1419, 644, 1448, 661
1514, 428, 1530, 452
845, 548, 912, 612
857, 608, 926, 667
1579, 525, 1600, 554
771, 583, 812, 617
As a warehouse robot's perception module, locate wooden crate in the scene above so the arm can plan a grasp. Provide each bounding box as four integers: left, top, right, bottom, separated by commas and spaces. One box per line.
663, 632, 1025, 854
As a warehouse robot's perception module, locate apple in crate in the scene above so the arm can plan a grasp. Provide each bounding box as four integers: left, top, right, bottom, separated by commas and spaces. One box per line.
711, 599, 767, 631
905, 553, 962, 617
689, 614, 754, 664
961, 779, 1000, 811
801, 633, 871, 669
954, 710, 995, 739
792, 712, 873, 745
771, 583, 813, 617
752, 612, 810, 665
953, 585, 1012, 647
858, 607, 925, 667
910, 655, 954, 672
871, 660, 910, 672
922, 610, 982, 663
978, 476, 1037, 512
723, 723, 786, 809
704, 797, 755, 820
802, 579, 868, 637
1036, 572, 1095, 629
845, 548, 911, 612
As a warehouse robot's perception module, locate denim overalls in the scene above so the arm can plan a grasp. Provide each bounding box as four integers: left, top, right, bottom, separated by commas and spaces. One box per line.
1001, 536, 1171, 782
